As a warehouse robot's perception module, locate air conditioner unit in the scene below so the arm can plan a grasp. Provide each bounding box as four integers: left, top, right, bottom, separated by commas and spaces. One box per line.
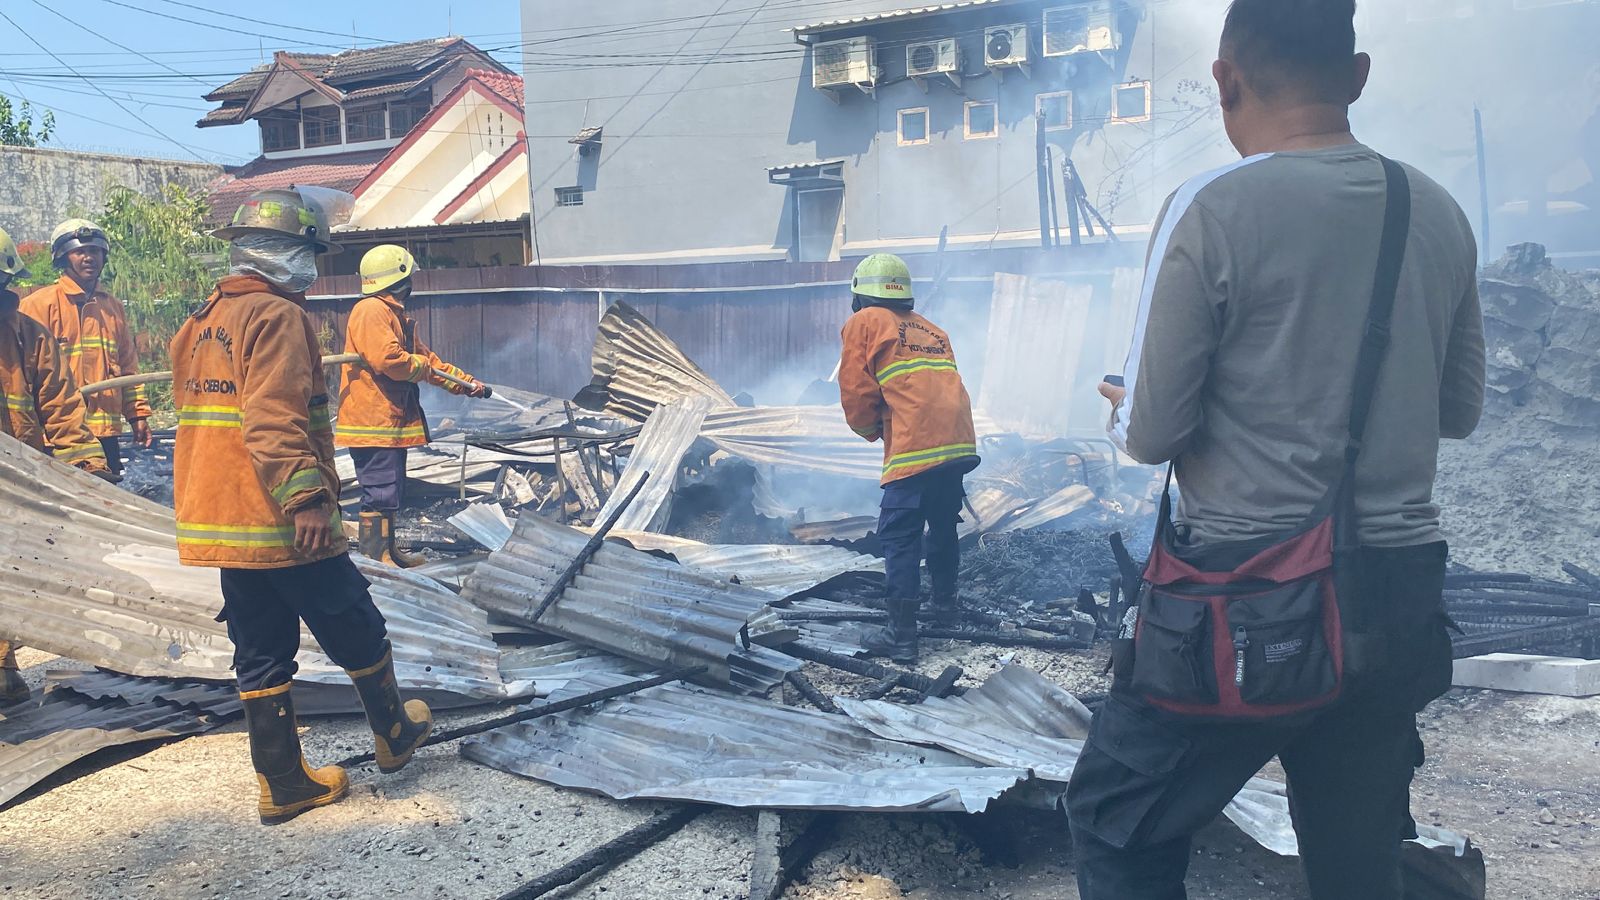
906, 38, 959, 78
813, 36, 876, 90
983, 23, 1030, 72
1043, 3, 1120, 57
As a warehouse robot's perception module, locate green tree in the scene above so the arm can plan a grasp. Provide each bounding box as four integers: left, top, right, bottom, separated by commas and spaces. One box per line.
0, 97, 55, 147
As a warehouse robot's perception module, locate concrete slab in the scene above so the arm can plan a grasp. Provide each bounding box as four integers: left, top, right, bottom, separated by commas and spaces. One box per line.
1453, 653, 1600, 697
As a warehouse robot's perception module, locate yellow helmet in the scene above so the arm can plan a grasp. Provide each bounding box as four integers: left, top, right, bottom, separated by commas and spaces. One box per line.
0, 226, 31, 284
359, 244, 418, 296
851, 253, 914, 302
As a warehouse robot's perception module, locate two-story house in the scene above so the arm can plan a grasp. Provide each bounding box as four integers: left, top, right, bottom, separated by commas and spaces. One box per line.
199, 38, 533, 273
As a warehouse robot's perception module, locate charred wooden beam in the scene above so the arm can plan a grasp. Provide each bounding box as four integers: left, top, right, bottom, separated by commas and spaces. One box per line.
498, 805, 706, 900
1451, 616, 1600, 659
785, 641, 961, 697
783, 670, 839, 714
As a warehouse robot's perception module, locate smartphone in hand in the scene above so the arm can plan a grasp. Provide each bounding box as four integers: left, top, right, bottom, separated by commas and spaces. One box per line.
1103, 374, 1126, 387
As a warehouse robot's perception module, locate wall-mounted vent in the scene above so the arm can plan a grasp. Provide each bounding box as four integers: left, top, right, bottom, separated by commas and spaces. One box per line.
1043, 3, 1120, 57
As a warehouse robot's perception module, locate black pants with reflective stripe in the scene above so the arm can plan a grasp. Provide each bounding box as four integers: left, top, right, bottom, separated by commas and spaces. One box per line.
1066, 543, 1454, 900
219, 553, 389, 692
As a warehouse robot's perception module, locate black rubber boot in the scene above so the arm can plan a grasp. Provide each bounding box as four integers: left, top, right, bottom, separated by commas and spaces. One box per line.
358, 511, 423, 568
928, 592, 962, 627
240, 682, 349, 826
1, 641, 30, 705
861, 597, 920, 664
346, 642, 433, 774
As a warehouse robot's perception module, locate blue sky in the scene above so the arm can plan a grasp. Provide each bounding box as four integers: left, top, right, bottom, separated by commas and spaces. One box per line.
0, 0, 523, 164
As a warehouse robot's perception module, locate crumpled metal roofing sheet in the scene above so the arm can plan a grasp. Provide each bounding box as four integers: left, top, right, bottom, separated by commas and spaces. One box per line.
0, 433, 516, 700
460, 679, 1030, 813
837, 667, 1471, 858
0, 671, 240, 807
596, 396, 715, 533
610, 531, 884, 598
585, 301, 733, 422
461, 512, 800, 693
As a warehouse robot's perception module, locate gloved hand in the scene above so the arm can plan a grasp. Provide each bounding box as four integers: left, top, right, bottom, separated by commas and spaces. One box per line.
470, 381, 493, 400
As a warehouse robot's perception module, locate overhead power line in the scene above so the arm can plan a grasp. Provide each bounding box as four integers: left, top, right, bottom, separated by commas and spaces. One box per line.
0, 7, 209, 161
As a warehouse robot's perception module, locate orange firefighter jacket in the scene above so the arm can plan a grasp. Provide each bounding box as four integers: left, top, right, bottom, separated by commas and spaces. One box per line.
0, 290, 108, 471
336, 292, 473, 448
170, 275, 341, 569
840, 305, 979, 486
21, 277, 152, 438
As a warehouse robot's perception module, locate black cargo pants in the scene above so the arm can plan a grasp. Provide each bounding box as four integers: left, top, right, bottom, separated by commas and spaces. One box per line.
879, 467, 965, 601
218, 553, 390, 693
1066, 542, 1455, 900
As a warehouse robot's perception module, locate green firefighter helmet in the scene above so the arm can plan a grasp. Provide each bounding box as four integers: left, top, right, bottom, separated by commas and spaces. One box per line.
212, 187, 344, 254
851, 253, 914, 302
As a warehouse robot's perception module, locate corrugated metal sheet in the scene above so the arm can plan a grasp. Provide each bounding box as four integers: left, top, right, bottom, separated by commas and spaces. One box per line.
461, 512, 800, 693
585, 301, 733, 422
610, 531, 883, 598
977, 273, 1095, 438
838, 667, 1471, 859
791, 0, 1013, 34
0, 434, 516, 700
496, 642, 654, 697
596, 396, 715, 533
460, 679, 1030, 813
700, 405, 882, 480
0, 672, 239, 807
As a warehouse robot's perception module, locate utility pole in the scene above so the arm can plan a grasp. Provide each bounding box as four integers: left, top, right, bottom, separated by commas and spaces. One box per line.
1473, 105, 1492, 263
1035, 113, 1054, 249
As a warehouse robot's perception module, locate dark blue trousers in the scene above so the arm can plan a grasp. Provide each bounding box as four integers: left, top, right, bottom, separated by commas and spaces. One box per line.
218, 553, 389, 692
879, 468, 965, 601
349, 446, 407, 512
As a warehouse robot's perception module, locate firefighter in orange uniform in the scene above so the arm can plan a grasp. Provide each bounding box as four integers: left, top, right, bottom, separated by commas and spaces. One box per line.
839, 254, 980, 664
336, 244, 489, 567
0, 226, 111, 704
171, 189, 433, 825
22, 219, 154, 476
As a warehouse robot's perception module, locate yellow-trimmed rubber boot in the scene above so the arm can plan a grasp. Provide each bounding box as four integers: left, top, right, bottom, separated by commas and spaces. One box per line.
358, 511, 422, 568
346, 642, 433, 774
1, 640, 29, 705
240, 683, 349, 826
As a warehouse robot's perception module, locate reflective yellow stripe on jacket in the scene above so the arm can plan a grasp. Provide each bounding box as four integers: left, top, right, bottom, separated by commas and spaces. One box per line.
876, 357, 958, 385
333, 422, 428, 442
176, 509, 341, 550
883, 442, 979, 477
2, 392, 36, 414
178, 405, 243, 428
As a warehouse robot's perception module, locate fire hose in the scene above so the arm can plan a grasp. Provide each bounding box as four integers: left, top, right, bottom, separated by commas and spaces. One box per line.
76, 353, 478, 396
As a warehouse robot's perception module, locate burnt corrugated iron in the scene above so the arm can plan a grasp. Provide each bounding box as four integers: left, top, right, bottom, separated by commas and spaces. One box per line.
0, 434, 516, 700
596, 396, 714, 533
610, 531, 884, 598
461, 512, 800, 692
583, 301, 733, 422
459, 678, 1030, 813
837, 666, 1471, 859
0, 671, 240, 807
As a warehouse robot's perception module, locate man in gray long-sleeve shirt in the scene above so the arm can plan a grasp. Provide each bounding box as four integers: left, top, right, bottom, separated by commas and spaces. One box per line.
1065, 2, 1487, 898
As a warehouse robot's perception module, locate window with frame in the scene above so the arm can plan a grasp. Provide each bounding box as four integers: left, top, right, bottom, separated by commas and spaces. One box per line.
897, 107, 930, 146
260, 112, 300, 152
555, 186, 584, 207
302, 107, 342, 148
1037, 91, 1073, 131
964, 101, 997, 139
345, 104, 387, 142
1110, 81, 1151, 123
388, 96, 432, 137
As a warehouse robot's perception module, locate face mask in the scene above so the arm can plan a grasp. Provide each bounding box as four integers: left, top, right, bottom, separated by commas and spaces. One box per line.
229, 233, 319, 293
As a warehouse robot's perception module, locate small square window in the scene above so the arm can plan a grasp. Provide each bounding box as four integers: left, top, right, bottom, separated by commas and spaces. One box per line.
389, 96, 432, 137
897, 107, 929, 146
1111, 81, 1151, 123
260, 112, 300, 153
964, 101, 997, 140
555, 186, 584, 207
1037, 91, 1073, 131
